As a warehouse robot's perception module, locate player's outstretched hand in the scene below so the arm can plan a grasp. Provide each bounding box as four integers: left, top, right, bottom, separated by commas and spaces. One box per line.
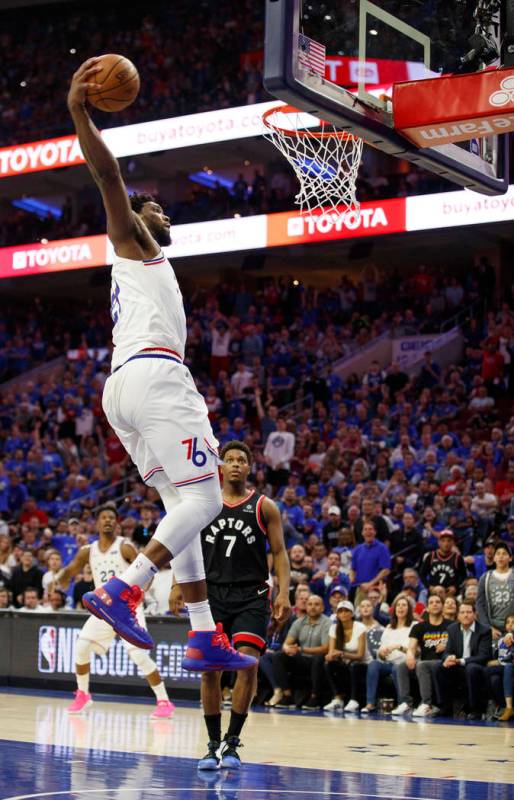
169, 584, 185, 617
273, 591, 292, 624
67, 57, 102, 110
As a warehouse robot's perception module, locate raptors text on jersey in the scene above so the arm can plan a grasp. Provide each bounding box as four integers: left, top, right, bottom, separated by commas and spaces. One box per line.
201, 489, 269, 585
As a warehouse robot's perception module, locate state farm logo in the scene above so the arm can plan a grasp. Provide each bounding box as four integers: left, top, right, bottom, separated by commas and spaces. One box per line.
287, 207, 388, 237
489, 75, 514, 107
12, 242, 93, 270
349, 60, 378, 84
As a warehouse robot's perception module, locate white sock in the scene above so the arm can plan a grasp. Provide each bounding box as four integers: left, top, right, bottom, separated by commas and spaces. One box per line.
186, 599, 216, 631
77, 672, 89, 694
151, 681, 169, 701
120, 553, 158, 589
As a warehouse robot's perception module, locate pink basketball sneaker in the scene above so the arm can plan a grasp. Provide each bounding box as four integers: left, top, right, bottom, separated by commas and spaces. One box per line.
150, 699, 175, 719
67, 690, 92, 714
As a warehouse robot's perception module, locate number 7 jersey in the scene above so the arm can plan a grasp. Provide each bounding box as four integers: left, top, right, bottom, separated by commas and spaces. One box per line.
200, 489, 269, 586
89, 537, 131, 588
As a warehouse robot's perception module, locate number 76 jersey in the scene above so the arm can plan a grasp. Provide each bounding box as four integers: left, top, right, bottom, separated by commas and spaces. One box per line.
89, 537, 131, 588
200, 489, 269, 586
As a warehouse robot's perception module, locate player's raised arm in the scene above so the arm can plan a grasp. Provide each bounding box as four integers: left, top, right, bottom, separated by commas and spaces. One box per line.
67, 58, 137, 250
53, 546, 91, 591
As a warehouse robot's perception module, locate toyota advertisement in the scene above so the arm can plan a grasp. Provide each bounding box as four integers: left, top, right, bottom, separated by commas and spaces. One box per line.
2, 186, 514, 279
0, 612, 200, 693
0, 101, 279, 178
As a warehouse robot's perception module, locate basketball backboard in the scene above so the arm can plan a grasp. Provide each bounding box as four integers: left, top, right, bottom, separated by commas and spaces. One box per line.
264, 0, 509, 195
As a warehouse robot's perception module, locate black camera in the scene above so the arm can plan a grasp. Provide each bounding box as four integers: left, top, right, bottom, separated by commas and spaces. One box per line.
457, 32, 499, 73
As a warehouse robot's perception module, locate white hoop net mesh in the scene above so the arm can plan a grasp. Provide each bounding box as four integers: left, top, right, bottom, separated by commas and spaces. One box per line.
262, 105, 363, 217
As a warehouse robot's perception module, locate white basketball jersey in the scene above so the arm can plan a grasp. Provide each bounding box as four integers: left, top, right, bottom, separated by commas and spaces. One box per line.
89, 536, 131, 588
110, 250, 187, 370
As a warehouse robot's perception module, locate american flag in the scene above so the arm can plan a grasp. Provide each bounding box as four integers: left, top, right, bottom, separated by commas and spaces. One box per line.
298, 33, 326, 76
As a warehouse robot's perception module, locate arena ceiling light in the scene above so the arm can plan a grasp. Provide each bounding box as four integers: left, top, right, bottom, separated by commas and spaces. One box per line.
12, 197, 62, 219
188, 171, 234, 190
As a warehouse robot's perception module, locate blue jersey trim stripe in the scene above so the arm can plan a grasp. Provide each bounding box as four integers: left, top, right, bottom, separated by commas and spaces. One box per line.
111, 352, 182, 375
126, 353, 182, 365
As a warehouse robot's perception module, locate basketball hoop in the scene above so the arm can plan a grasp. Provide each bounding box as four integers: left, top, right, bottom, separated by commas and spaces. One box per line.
262, 104, 363, 217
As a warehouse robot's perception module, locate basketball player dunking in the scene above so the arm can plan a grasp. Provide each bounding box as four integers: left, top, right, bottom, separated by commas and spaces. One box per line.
67, 59, 254, 673
170, 441, 291, 769
54, 504, 174, 717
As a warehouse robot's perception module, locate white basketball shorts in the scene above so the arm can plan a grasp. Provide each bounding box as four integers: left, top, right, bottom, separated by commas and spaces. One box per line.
102, 353, 220, 488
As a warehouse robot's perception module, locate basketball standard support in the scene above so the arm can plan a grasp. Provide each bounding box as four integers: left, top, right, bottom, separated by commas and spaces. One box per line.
263, 0, 509, 196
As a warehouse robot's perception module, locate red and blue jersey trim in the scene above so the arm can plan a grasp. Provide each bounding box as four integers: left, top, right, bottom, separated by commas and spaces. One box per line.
143, 465, 164, 482
112, 346, 184, 374
174, 471, 216, 487
144, 252, 167, 266
204, 438, 220, 460
140, 347, 183, 361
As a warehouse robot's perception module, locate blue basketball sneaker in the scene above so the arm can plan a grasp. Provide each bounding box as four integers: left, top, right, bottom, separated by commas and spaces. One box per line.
197, 740, 221, 770
220, 736, 242, 769
83, 577, 153, 650
182, 623, 257, 672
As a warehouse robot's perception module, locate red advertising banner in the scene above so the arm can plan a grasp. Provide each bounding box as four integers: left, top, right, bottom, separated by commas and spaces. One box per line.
393, 67, 514, 146
0, 135, 85, 178
0, 235, 108, 279
241, 51, 421, 87
266, 198, 407, 248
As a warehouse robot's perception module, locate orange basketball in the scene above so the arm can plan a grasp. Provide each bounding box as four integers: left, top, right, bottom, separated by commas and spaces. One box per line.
86, 54, 140, 112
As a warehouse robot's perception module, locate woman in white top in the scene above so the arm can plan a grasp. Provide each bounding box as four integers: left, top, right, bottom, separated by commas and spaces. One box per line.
362, 594, 414, 713
0, 533, 17, 580
342, 598, 385, 713
42, 550, 63, 595
323, 600, 370, 712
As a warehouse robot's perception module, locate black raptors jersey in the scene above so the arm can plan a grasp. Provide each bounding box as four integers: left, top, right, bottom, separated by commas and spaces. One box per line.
201, 489, 269, 585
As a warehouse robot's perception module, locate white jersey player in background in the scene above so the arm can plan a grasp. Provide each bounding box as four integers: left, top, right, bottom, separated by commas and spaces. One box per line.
66, 58, 255, 674
54, 504, 174, 717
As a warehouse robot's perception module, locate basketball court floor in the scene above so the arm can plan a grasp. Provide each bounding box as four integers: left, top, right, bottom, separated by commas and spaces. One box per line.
0, 689, 513, 800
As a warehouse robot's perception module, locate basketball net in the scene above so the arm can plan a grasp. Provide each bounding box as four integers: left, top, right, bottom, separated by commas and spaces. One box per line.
262, 104, 363, 217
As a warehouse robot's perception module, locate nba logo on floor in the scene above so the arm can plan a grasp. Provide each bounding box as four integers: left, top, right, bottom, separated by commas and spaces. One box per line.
38, 626, 57, 673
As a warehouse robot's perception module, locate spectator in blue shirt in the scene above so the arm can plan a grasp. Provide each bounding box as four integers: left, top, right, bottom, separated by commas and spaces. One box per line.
7, 474, 29, 514
277, 487, 305, 531
0, 464, 9, 514
52, 517, 81, 565
277, 473, 307, 500
303, 507, 323, 538
5, 449, 27, 478
350, 520, 391, 606
419, 351, 441, 389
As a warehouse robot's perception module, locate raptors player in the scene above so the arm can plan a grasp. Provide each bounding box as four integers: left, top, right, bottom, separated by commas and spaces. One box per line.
54, 504, 174, 717
170, 441, 291, 769
66, 59, 254, 674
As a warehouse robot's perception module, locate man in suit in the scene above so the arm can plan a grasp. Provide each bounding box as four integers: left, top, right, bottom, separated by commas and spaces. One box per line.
434, 599, 492, 719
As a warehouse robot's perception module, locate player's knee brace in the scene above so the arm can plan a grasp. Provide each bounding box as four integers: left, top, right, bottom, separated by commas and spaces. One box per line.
75, 638, 94, 665
154, 481, 181, 514
172, 535, 206, 584
178, 477, 223, 529
129, 648, 157, 676
152, 476, 222, 557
